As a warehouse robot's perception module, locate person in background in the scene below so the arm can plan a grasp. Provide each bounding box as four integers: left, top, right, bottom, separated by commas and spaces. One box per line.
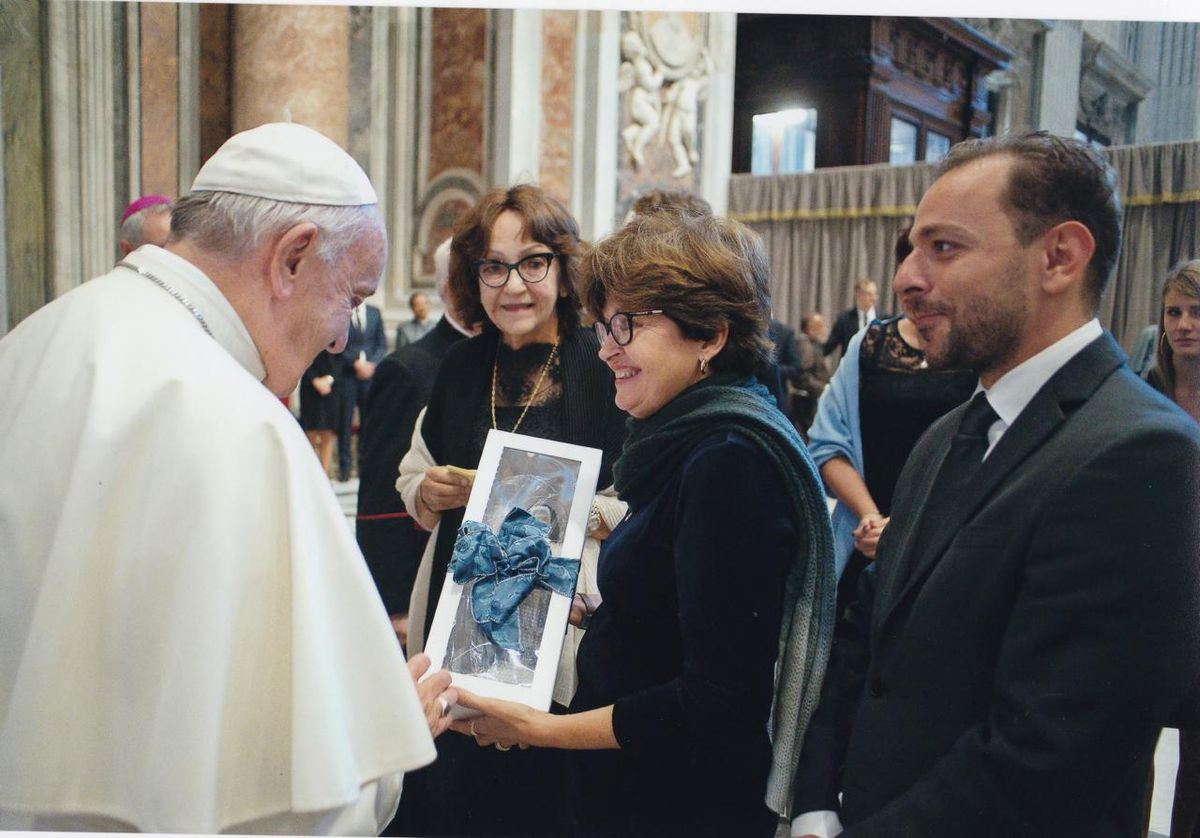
823, 278, 880, 359
628, 186, 713, 220
356, 238, 476, 649
299, 349, 339, 476
1129, 322, 1160, 376
452, 211, 836, 838
396, 184, 627, 837
333, 299, 387, 481
117, 194, 173, 258
0, 122, 454, 834
1145, 259, 1200, 838
791, 311, 832, 436
396, 290, 436, 347
770, 315, 803, 394
807, 228, 975, 612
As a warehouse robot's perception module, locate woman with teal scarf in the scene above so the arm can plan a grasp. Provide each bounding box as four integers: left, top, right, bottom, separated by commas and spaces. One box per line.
453, 212, 836, 837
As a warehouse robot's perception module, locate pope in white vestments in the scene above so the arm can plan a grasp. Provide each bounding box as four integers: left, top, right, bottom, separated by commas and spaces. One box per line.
0, 124, 445, 834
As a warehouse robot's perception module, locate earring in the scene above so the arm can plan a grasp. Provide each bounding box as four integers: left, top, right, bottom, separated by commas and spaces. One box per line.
698, 356, 709, 374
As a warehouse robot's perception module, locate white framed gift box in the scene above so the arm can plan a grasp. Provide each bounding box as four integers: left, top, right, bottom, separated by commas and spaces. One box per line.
424, 429, 602, 717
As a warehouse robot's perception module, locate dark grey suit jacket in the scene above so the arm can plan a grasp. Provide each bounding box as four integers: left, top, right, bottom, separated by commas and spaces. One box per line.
793, 332, 1200, 837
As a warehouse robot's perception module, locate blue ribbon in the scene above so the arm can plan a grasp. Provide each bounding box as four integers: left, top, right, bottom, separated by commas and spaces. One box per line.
451, 507, 579, 652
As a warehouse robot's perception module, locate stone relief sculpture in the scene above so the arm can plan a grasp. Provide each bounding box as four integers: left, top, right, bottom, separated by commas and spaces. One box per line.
618, 30, 665, 169
661, 50, 711, 177
619, 13, 711, 178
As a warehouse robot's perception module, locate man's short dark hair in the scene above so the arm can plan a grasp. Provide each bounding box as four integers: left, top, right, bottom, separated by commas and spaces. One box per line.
408, 291, 427, 308
938, 132, 1122, 311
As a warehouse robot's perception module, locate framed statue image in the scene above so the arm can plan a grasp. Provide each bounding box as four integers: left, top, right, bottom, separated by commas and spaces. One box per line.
423, 430, 602, 717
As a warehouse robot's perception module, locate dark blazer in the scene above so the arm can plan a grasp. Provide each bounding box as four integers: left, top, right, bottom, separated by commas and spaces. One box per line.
770, 319, 803, 386
824, 307, 877, 358
339, 304, 387, 372
793, 332, 1200, 837
355, 317, 466, 615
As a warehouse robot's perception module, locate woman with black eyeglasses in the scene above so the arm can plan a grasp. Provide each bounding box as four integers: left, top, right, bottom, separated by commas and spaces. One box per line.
451, 212, 837, 837
391, 184, 627, 837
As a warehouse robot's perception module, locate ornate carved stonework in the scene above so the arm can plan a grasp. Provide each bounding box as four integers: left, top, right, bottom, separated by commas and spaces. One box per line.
1077, 32, 1151, 144
875, 18, 969, 99
618, 11, 710, 179
963, 19, 1051, 134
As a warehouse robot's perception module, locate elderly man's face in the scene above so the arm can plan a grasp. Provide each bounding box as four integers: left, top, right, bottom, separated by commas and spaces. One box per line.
273, 223, 386, 395
893, 155, 1034, 384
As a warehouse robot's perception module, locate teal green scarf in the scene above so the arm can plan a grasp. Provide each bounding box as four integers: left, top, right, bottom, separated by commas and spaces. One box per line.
614, 373, 836, 822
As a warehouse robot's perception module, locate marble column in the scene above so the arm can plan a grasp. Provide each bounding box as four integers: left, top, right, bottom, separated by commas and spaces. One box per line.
1132, 22, 1200, 144
233, 5, 350, 146
0, 0, 49, 330
699, 13, 736, 217
47, 0, 120, 294
0, 63, 8, 338
140, 2, 179, 198
491, 9, 543, 188
572, 10, 622, 241
177, 3, 200, 195
1034, 20, 1083, 137
540, 10, 577, 203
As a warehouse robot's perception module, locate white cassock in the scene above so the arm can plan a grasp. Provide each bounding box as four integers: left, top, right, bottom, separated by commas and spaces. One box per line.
0, 245, 435, 834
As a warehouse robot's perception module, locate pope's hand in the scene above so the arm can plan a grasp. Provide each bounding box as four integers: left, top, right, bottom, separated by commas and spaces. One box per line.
407, 653, 457, 738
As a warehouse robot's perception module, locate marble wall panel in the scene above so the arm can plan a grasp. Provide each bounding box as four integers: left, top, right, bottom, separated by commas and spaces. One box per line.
347, 6, 372, 174
198, 4, 232, 166
0, 0, 48, 328
539, 10, 576, 203
233, 5, 349, 146
429, 8, 486, 182
141, 3, 179, 198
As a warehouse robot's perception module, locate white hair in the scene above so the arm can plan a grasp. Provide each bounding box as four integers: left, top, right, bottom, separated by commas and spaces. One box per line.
119, 203, 173, 248
168, 190, 380, 265
434, 237, 453, 299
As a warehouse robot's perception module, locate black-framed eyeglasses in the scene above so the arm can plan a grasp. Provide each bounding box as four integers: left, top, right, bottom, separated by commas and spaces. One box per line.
473, 252, 557, 287
593, 310, 665, 346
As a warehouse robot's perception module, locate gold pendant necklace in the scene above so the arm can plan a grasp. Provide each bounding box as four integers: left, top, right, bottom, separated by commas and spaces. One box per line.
491, 337, 560, 433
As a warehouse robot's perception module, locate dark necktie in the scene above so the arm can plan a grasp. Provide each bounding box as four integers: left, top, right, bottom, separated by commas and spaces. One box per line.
907, 391, 999, 565
353, 307, 363, 334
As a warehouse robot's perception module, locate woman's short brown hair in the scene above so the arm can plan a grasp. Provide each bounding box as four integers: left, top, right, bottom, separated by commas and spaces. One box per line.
581, 213, 774, 376
1156, 259, 1200, 398
448, 184, 583, 334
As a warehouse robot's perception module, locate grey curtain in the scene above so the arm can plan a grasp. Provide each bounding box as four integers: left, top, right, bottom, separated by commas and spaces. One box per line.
728, 141, 1200, 350
1103, 141, 1200, 348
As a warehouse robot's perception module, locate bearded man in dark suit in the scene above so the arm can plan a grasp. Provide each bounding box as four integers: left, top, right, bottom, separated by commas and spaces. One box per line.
791, 132, 1200, 838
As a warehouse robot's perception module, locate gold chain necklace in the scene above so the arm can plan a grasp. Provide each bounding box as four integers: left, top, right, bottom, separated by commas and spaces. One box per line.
491, 337, 560, 433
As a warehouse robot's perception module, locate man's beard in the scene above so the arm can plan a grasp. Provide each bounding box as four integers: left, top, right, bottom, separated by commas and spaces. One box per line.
920, 261, 1026, 375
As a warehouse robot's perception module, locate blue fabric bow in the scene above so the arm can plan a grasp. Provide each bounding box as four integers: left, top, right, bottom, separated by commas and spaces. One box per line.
451, 507, 579, 652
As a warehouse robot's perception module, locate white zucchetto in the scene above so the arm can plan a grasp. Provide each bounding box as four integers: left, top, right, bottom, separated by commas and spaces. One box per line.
190, 122, 378, 206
